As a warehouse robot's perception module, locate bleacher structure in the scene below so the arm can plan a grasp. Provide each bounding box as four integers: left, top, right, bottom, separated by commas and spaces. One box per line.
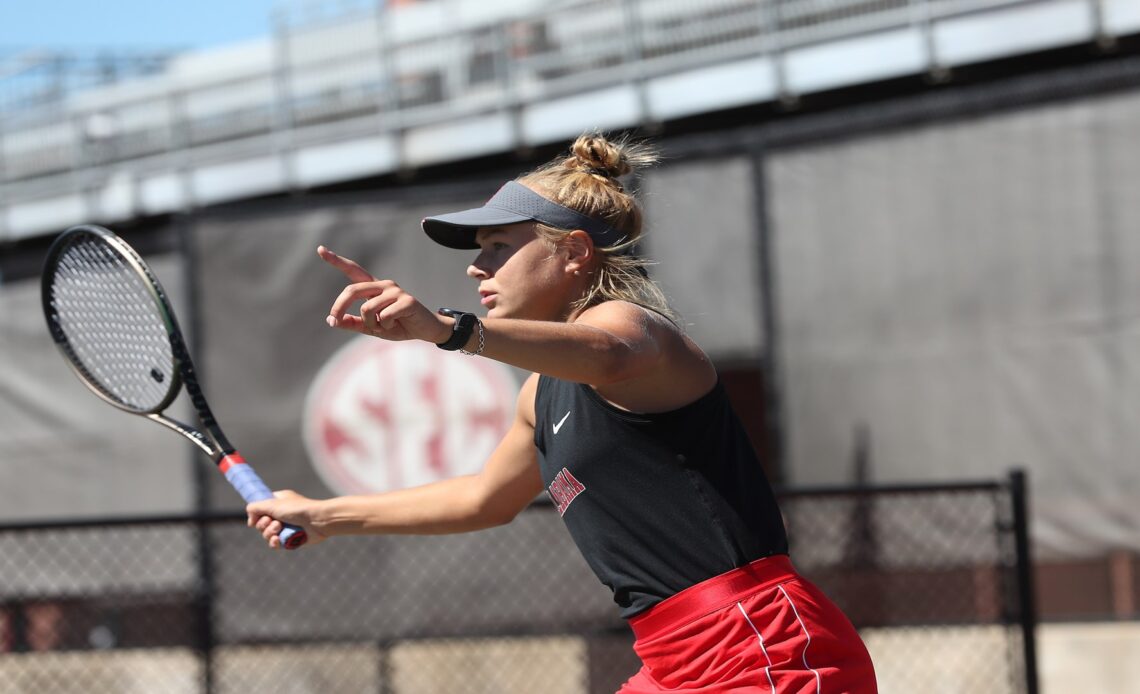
2, 0, 1138, 241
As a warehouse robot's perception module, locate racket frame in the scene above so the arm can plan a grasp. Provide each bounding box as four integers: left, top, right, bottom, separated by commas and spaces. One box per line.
42, 224, 305, 548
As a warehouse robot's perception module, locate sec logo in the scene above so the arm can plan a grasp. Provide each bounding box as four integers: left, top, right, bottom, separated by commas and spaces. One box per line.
302, 336, 518, 495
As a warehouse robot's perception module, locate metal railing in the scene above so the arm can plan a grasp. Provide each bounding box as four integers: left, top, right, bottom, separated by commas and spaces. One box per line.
0, 0, 1048, 185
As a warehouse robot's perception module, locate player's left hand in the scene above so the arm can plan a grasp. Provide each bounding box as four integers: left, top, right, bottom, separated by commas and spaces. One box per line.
318, 246, 451, 344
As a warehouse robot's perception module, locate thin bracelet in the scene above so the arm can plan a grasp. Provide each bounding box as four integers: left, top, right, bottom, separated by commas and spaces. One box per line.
460, 319, 485, 356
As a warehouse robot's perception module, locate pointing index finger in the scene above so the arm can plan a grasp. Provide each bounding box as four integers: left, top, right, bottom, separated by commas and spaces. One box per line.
318, 245, 374, 283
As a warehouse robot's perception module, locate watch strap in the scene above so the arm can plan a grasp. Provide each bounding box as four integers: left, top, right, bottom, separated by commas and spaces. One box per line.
436, 308, 476, 351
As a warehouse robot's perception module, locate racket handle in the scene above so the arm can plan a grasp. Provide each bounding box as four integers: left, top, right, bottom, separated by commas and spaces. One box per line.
220, 454, 308, 550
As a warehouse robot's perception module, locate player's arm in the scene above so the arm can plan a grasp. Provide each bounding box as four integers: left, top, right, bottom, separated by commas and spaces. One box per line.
247, 374, 544, 548
319, 246, 672, 385
476, 302, 717, 413
318, 246, 713, 409
478, 301, 683, 383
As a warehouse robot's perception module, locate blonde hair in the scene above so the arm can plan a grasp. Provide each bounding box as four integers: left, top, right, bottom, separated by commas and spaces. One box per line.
517, 132, 677, 323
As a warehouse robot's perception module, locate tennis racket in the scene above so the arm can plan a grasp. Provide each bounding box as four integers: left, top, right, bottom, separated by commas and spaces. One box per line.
41, 224, 307, 550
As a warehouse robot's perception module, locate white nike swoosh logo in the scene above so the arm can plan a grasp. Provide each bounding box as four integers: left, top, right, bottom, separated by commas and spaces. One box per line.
553, 410, 571, 434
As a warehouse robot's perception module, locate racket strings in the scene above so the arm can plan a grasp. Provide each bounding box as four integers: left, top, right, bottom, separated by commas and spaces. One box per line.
47, 237, 177, 413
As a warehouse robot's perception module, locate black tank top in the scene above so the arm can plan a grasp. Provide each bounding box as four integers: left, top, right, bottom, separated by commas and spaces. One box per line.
534, 375, 788, 618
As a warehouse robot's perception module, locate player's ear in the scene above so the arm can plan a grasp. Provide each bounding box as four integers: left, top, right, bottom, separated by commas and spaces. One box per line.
563, 230, 594, 277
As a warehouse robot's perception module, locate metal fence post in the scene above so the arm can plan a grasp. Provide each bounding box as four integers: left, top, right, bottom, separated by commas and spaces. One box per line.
1009, 469, 1039, 694
749, 143, 785, 483
179, 214, 216, 694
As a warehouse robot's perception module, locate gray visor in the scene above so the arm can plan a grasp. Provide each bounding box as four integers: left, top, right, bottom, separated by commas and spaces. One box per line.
422, 181, 627, 250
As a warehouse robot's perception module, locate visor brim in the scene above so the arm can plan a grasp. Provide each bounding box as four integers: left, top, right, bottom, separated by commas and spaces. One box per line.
421, 207, 535, 250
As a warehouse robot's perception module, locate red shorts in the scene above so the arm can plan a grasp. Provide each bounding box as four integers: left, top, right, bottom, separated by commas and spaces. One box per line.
619, 555, 877, 693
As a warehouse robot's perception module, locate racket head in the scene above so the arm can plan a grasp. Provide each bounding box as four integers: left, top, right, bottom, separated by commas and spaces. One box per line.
41, 225, 184, 415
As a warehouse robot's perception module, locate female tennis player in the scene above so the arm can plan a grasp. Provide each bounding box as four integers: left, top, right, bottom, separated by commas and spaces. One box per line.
247, 133, 877, 692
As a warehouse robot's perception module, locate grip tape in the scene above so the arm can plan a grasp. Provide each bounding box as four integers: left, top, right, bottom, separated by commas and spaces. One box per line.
221, 454, 307, 550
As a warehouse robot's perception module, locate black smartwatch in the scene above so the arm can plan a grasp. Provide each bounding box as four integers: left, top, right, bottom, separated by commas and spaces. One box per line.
436, 308, 478, 351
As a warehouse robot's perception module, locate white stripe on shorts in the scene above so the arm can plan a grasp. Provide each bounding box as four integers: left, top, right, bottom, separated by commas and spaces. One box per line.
736, 601, 777, 694
777, 585, 822, 694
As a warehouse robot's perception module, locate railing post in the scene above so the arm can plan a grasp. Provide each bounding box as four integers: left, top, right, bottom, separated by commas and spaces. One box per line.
621, 0, 654, 129
1009, 469, 1039, 694
0, 128, 8, 241
271, 6, 299, 191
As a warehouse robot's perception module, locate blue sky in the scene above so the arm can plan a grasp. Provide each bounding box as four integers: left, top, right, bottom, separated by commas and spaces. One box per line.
0, 0, 282, 52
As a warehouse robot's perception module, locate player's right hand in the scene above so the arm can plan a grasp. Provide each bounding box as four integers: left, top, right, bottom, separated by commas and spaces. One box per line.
247, 490, 329, 550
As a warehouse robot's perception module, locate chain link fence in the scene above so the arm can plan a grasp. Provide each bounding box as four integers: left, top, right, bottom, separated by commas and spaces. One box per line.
0, 472, 1034, 694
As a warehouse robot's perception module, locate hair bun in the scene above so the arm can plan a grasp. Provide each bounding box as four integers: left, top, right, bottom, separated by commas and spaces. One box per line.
570, 133, 634, 179
567, 132, 659, 179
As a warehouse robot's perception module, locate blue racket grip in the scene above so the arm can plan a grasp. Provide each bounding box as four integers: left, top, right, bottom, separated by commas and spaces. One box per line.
221, 454, 308, 550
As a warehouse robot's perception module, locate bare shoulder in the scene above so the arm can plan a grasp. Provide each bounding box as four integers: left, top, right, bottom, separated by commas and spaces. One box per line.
578, 301, 717, 413
574, 299, 658, 333
576, 300, 696, 357
574, 300, 686, 349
